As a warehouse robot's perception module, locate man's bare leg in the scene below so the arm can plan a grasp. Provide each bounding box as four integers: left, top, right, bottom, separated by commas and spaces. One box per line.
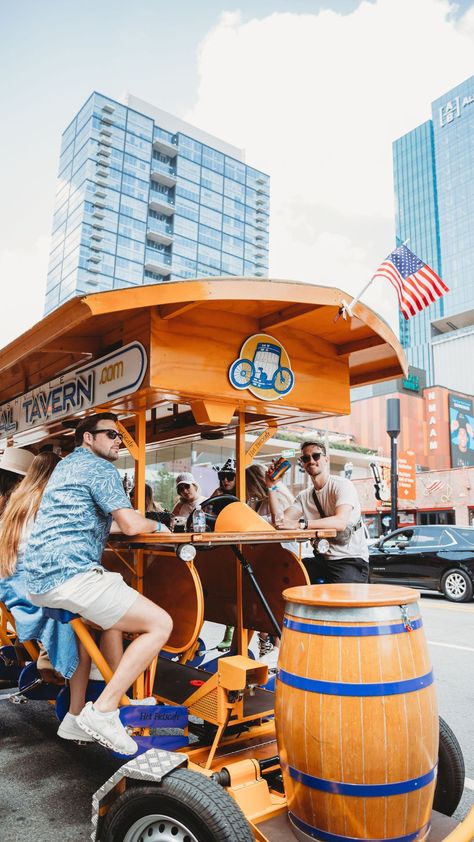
99, 628, 123, 672
69, 640, 92, 715
93, 594, 172, 713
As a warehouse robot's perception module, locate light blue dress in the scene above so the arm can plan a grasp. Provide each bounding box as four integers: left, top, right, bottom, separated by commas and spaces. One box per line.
0, 522, 78, 679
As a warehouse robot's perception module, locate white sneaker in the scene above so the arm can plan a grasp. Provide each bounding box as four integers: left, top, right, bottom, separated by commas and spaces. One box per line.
57, 712, 94, 742
131, 696, 157, 706
76, 702, 138, 755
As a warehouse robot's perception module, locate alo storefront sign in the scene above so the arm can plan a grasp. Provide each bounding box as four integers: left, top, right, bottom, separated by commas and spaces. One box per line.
0, 341, 147, 440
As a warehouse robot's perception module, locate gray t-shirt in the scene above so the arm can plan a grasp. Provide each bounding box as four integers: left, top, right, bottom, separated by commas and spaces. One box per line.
294, 476, 368, 562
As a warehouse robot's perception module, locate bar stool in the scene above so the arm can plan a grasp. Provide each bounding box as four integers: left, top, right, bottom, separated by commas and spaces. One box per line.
42, 608, 130, 706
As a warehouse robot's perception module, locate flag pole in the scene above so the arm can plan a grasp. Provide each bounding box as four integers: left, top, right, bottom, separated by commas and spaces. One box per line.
336, 277, 375, 320
336, 241, 408, 320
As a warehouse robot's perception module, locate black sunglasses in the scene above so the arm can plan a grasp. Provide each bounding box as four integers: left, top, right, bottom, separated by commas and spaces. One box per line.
90, 428, 124, 442
300, 452, 323, 464
218, 471, 236, 481
177, 483, 192, 491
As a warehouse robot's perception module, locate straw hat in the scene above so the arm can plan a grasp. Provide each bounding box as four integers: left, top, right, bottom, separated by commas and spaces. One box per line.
0, 447, 35, 476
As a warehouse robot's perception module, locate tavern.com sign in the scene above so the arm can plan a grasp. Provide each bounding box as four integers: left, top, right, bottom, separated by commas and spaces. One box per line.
0, 342, 147, 440
439, 93, 474, 127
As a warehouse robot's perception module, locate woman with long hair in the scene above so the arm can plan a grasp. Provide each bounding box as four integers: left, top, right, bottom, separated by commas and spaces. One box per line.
246, 463, 294, 524
246, 463, 296, 660
0, 452, 79, 683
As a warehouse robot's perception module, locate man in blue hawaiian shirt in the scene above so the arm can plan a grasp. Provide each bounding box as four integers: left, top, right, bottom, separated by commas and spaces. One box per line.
25, 412, 172, 755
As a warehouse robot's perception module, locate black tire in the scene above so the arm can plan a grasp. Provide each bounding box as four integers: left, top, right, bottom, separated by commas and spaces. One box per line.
433, 716, 465, 816
101, 767, 254, 842
441, 568, 474, 602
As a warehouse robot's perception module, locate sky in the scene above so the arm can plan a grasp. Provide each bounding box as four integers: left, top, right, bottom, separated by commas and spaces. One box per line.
0, 0, 473, 344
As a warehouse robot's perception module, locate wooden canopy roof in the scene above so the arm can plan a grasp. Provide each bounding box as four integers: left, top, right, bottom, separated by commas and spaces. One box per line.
0, 277, 406, 405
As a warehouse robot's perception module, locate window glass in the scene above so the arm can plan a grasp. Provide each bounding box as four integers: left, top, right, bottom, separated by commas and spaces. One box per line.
225, 158, 245, 184
200, 186, 222, 211
126, 110, 153, 141
198, 244, 221, 270
173, 235, 197, 260
199, 224, 221, 250
176, 178, 200, 204
115, 256, 144, 284
121, 173, 149, 202
202, 145, 224, 174
173, 215, 198, 240
117, 235, 145, 262
381, 530, 415, 549
224, 178, 245, 202
178, 135, 202, 164
120, 194, 148, 222
201, 167, 223, 193
125, 132, 152, 162
174, 196, 199, 222
199, 206, 222, 230
177, 157, 201, 183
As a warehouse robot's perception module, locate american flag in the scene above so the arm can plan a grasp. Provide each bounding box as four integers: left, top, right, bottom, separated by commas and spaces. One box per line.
372, 245, 449, 319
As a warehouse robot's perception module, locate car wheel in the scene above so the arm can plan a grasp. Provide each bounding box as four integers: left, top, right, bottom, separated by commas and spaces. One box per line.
441, 568, 473, 602
433, 717, 465, 816
101, 769, 254, 842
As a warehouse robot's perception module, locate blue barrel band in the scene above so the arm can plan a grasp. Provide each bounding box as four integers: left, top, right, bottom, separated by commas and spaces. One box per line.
277, 668, 433, 696
284, 762, 436, 796
283, 617, 422, 636
289, 813, 431, 842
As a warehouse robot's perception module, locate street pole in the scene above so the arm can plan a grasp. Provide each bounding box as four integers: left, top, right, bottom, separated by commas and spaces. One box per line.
386, 398, 400, 533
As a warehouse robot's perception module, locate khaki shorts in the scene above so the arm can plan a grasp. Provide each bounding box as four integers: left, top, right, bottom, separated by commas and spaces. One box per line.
29, 567, 139, 630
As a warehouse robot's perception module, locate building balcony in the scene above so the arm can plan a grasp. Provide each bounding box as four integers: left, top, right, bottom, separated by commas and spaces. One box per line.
87, 253, 101, 264
145, 248, 172, 275
147, 217, 174, 245
151, 159, 177, 187
90, 231, 102, 241
149, 189, 175, 216
152, 128, 178, 157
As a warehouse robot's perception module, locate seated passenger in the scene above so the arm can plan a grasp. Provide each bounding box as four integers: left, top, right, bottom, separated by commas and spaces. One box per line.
0, 447, 35, 517
210, 459, 236, 498
172, 473, 205, 519
23, 412, 172, 756
0, 453, 79, 684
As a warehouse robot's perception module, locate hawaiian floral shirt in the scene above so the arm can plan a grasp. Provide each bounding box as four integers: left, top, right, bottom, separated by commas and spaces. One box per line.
24, 447, 131, 594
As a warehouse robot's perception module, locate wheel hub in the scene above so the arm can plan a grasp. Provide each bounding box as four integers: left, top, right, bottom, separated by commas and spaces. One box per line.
123, 813, 199, 842
445, 573, 466, 598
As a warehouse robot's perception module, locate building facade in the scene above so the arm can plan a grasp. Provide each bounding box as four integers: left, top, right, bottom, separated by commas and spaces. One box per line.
45, 92, 270, 313
393, 76, 474, 383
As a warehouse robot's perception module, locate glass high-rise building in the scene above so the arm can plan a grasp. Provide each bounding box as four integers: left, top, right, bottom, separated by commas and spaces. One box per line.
45, 92, 270, 314
393, 76, 474, 383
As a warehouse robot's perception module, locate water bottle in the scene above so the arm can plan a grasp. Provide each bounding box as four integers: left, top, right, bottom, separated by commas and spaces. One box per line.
192, 505, 206, 533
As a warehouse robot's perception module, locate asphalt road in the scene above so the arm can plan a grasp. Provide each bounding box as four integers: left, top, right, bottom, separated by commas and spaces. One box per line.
0, 599, 473, 842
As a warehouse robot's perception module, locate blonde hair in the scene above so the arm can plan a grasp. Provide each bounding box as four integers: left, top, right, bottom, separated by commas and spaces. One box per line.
0, 452, 60, 577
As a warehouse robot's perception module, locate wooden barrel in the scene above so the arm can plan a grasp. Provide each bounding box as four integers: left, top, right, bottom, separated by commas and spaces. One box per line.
275, 584, 438, 842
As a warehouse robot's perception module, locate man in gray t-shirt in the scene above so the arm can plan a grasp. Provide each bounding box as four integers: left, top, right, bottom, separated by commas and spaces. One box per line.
273, 440, 369, 584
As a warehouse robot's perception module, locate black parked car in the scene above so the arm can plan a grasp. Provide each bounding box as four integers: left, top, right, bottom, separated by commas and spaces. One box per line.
369, 525, 474, 602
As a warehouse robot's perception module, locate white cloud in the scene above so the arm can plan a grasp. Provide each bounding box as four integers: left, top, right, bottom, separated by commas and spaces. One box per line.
187, 0, 474, 332
0, 237, 49, 346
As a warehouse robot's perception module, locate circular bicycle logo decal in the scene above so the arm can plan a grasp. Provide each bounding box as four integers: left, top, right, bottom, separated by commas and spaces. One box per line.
229, 333, 294, 401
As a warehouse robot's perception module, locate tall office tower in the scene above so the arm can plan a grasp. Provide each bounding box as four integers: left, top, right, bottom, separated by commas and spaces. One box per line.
393, 76, 474, 385
45, 92, 270, 314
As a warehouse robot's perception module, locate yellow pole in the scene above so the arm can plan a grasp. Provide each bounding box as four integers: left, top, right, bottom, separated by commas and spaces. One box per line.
134, 409, 147, 515
235, 410, 248, 655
